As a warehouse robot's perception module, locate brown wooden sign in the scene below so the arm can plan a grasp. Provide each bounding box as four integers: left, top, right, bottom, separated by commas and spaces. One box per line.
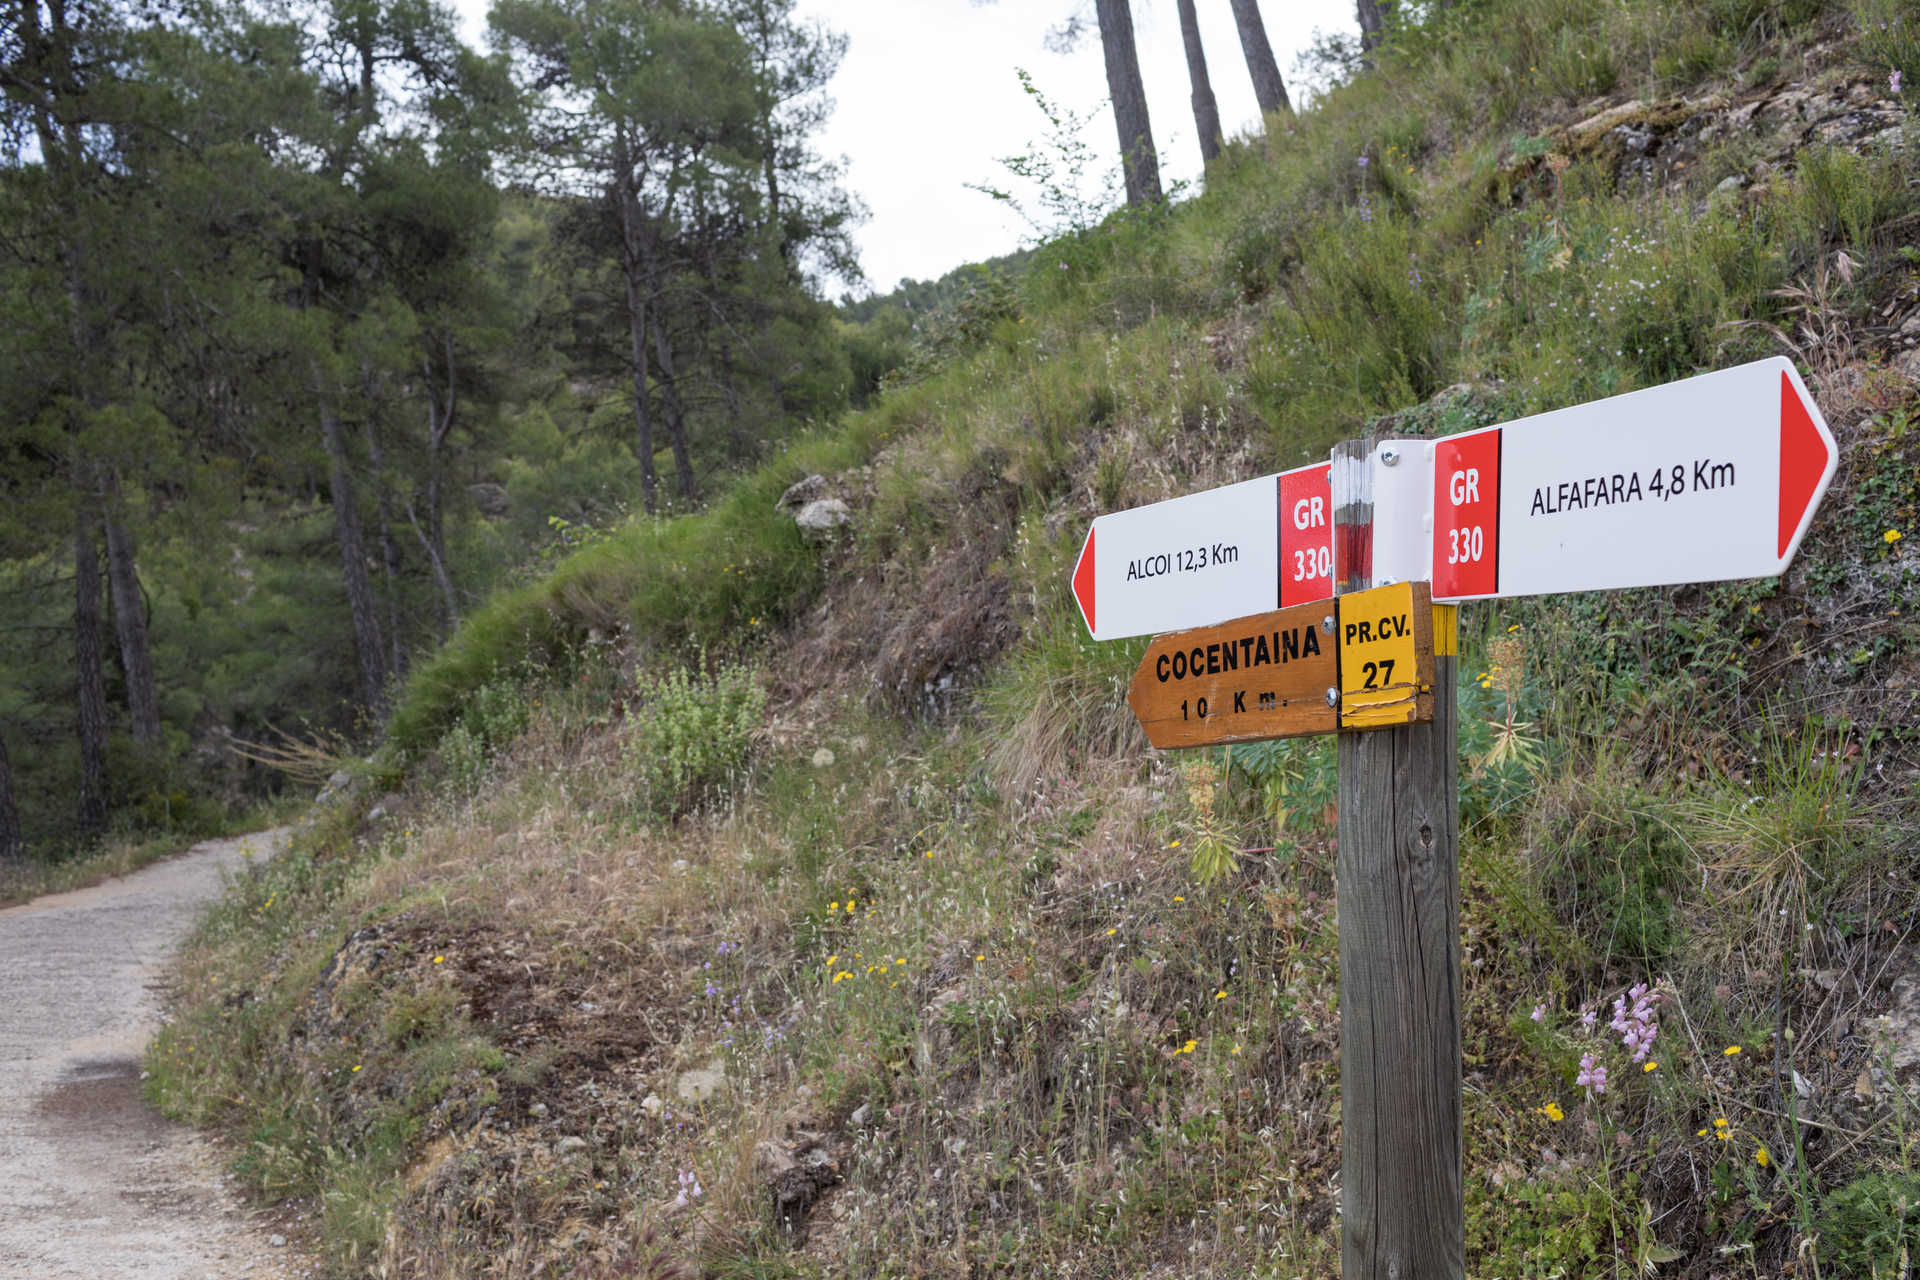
1126, 601, 1339, 749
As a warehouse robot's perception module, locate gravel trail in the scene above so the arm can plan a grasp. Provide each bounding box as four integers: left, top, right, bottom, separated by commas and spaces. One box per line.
0, 829, 312, 1280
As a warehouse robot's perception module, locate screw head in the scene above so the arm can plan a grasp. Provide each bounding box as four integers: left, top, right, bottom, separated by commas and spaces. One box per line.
1324, 688, 1339, 707
1379, 445, 1400, 466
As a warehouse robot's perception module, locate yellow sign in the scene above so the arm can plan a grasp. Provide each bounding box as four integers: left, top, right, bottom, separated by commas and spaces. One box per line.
1338, 582, 1436, 730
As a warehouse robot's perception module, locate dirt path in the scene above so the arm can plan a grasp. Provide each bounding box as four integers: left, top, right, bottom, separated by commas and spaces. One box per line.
0, 829, 314, 1280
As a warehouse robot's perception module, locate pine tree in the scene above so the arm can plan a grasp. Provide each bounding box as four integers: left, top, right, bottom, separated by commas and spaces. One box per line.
1229, 0, 1292, 117
1175, 0, 1223, 166
1093, 0, 1161, 207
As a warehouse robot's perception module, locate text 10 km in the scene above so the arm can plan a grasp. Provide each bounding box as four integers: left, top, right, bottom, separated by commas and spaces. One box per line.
1178, 689, 1279, 720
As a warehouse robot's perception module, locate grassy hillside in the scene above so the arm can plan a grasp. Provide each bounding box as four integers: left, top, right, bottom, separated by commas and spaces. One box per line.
150, 1, 1920, 1275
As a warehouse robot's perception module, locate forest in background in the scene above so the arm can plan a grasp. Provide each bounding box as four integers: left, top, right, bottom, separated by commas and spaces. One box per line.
0, 0, 950, 857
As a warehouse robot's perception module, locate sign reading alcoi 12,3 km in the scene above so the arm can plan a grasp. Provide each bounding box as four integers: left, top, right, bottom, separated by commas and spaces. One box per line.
1070, 461, 1333, 642
1071, 356, 1836, 642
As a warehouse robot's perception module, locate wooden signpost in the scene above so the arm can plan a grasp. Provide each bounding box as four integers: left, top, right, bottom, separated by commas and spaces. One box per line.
1077, 356, 1839, 1280
1125, 602, 1339, 749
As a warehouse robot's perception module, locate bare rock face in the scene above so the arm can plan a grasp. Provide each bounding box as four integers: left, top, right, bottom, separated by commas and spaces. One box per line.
794, 498, 852, 542
752, 1130, 846, 1241
776, 474, 829, 512
1872, 971, 1920, 1079
674, 1061, 727, 1103
468, 482, 511, 521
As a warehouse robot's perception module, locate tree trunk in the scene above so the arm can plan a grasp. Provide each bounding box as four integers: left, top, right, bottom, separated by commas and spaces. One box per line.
360, 409, 407, 682
320, 396, 387, 712
422, 334, 460, 634
649, 302, 698, 504
1356, 0, 1389, 54
0, 729, 22, 862
102, 490, 161, 745
74, 508, 109, 838
760, 89, 788, 269
614, 142, 661, 515
1175, 0, 1224, 165
1094, 0, 1162, 207
1229, 0, 1293, 116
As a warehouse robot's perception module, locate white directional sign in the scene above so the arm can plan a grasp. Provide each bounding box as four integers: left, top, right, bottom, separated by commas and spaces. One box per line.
1367, 356, 1837, 600
1071, 463, 1332, 642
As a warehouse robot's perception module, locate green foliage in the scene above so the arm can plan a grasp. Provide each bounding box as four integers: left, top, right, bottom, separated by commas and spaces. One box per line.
1818, 1172, 1920, 1276
436, 677, 531, 790
1529, 759, 1691, 967
1852, 0, 1920, 83
1227, 736, 1338, 848
1788, 145, 1916, 254
966, 68, 1118, 243
1467, 1173, 1615, 1277
626, 659, 766, 817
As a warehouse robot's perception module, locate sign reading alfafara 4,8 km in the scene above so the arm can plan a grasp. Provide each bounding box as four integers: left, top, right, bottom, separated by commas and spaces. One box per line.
1073, 355, 1837, 653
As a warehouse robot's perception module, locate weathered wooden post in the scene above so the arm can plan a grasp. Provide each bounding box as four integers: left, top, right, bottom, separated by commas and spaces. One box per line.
1331, 439, 1463, 1278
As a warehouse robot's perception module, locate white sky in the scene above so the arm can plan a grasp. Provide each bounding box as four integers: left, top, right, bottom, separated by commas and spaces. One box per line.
453, 0, 1358, 294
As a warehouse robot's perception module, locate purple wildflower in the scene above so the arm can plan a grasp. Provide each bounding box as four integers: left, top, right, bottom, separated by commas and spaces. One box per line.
1576, 1052, 1608, 1096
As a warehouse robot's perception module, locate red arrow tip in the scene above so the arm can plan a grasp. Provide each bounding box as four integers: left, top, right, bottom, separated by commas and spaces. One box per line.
1779, 371, 1829, 558
1072, 527, 1096, 636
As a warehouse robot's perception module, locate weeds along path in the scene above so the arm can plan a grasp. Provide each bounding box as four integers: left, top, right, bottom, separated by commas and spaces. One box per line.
0, 828, 309, 1280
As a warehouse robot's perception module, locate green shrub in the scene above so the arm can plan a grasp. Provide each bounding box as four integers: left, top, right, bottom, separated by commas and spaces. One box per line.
1852, 0, 1920, 85
436, 678, 531, 791
1818, 1172, 1920, 1277
462, 679, 530, 750
627, 660, 766, 817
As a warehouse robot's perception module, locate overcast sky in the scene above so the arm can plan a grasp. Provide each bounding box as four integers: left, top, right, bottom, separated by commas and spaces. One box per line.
453, 0, 1358, 295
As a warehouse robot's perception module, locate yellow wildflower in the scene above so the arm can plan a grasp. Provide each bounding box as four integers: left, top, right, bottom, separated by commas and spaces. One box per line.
1215, 990, 1228, 1000
1538, 1101, 1564, 1121
1106, 928, 1117, 936
1724, 1045, 1742, 1056
432, 955, 444, 964
1643, 1061, 1658, 1073
1180, 1039, 1197, 1054
1886, 529, 1903, 544
1168, 840, 1181, 849
1173, 896, 1185, 903
1755, 1146, 1770, 1167
351, 1065, 362, 1073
